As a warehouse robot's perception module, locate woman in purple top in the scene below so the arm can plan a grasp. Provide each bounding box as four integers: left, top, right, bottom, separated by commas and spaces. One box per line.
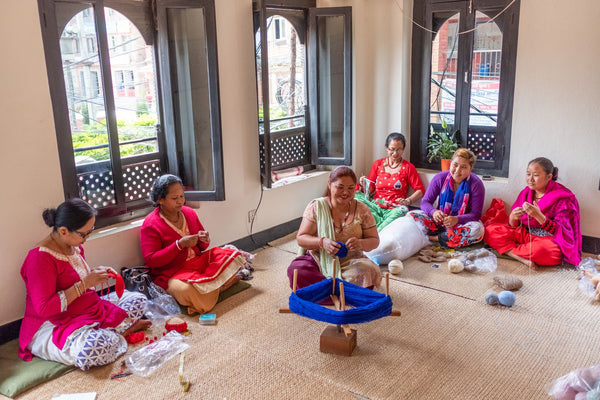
410, 148, 485, 248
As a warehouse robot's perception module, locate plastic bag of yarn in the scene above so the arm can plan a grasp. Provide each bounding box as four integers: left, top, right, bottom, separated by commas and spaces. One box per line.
578, 257, 600, 299
144, 282, 181, 321
365, 216, 430, 265
457, 248, 497, 273
545, 363, 600, 399
126, 330, 190, 377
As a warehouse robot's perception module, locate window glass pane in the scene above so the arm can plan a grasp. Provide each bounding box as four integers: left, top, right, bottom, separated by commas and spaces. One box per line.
266, 16, 306, 132
59, 4, 117, 208
430, 13, 459, 127
316, 15, 345, 158
60, 5, 110, 165
167, 7, 214, 192
104, 8, 159, 160
467, 11, 502, 161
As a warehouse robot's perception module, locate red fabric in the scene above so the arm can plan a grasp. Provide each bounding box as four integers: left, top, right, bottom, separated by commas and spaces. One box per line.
357, 158, 425, 208
19, 247, 128, 361
140, 206, 239, 290
484, 223, 562, 266
481, 198, 509, 227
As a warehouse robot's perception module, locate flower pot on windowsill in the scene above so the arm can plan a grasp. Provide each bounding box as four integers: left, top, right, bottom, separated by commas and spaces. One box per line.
440, 158, 451, 171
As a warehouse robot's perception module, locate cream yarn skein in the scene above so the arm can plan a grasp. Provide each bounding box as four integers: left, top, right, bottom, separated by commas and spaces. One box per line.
388, 259, 404, 275
448, 258, 464, 273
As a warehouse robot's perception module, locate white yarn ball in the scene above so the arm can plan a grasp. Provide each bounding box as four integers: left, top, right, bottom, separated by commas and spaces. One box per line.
388, 259, 404, 275
448, 258, 464, 273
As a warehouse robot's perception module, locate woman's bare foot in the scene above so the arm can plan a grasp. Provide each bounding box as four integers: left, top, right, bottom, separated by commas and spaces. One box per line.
428, 235, 439, 242
506, 250, 538, 270
122, 319, 152, 337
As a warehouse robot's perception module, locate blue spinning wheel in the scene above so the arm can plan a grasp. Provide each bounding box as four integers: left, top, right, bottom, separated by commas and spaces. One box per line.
288, 278, 393, 325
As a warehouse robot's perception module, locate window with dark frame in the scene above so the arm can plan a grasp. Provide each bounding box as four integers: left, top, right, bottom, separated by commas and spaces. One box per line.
253, 0, 353, 188
410, 0, 520, 177
38, 0, 225, 228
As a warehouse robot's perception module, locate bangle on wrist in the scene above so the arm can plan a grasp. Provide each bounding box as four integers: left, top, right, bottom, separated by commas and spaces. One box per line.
80, 279, 86, 292
73, 282, 81, 297
175, 240, 182, 250
319, 237, 324, 249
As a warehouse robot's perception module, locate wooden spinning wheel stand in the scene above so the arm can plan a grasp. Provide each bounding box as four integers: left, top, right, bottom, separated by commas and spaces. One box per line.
280, 259, 401, 356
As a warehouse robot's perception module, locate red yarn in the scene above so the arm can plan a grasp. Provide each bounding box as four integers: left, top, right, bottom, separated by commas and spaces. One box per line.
125, 331, 145, 344
165, 320, 188, 333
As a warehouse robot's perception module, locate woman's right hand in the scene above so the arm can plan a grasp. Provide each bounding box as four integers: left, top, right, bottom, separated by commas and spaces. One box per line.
321, 238, 341, 257
509, 207, 525, 225
432, 210, 446, 224
178, 234, 199, 248
83, 267, 110, 289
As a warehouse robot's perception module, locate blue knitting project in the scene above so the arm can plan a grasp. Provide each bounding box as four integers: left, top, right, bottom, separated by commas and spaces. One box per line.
288, 278, 393, 325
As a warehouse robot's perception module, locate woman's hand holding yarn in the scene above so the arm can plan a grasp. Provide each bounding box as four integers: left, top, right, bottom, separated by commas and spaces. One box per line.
345, 237, 362, 253
443, 215, 458, 228
433, 210, 446, 224
179, 234, 199, 248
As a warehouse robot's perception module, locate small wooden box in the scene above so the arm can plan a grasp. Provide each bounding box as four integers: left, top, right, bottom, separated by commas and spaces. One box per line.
319, 325, 357, 356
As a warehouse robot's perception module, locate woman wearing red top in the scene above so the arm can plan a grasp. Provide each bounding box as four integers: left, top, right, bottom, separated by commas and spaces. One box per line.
140, 174, 246, 314
19, 198, 150, 370
357, 133, 425, 230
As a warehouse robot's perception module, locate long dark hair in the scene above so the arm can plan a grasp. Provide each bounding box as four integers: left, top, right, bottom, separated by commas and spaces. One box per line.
42, 198, 97, 231
529, 157, 558, 181
149, 174, 183, 206
324, 166, 357, 197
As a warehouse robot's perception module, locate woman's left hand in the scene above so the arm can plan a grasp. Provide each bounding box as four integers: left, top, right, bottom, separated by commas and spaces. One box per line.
197, 231, 210, 243
522, 201, 545, 222
345, 237, 362, 253
442, 215, 458, 229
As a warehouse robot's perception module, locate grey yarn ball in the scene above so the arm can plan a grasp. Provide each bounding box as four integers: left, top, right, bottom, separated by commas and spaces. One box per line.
485, 291, 499, 305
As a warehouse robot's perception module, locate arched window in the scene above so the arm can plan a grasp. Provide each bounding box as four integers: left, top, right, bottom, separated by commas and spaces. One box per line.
39, 0, 224, 226
411, 0, 520, 176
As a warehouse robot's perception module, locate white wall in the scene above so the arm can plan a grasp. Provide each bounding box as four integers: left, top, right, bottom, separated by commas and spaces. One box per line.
1, 0, 599, 326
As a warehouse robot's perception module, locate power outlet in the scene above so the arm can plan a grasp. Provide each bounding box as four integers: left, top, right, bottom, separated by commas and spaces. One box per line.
248, 209, 257, 223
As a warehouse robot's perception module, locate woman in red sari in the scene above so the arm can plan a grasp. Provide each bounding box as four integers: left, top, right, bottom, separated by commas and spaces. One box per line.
140, 174, 245, 314
484, 157, 582, 269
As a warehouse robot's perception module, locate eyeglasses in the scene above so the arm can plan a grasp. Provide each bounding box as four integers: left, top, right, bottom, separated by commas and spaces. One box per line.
387, 147, 404, 153
72, 226, 95, 239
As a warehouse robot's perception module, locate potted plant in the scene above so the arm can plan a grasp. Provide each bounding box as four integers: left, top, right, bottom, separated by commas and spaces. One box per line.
426, 119, 460, 171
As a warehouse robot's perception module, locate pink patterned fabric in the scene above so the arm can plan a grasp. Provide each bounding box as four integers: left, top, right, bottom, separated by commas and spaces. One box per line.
19, 247, 128, 361
512, 180, 582, 265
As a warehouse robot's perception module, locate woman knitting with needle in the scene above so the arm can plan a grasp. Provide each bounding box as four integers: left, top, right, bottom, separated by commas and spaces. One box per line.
484, 157, 582, 269
356, 132, 425, 230
287, 166, 381, 290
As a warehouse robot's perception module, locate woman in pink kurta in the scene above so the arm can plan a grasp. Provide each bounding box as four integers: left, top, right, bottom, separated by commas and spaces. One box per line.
484, 157, 582, 269
19, 199, 149, 370
140, 175, 245, 314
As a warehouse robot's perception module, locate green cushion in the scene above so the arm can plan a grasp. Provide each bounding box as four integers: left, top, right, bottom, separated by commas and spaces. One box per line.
0, 339, 74, 398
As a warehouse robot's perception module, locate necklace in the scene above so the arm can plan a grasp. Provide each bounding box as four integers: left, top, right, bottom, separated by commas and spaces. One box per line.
332, 201, 351, 233
51, 233, 74, 256
388, 158, 401, 169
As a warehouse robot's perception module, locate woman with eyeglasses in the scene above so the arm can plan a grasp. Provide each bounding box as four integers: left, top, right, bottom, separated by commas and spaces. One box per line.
140, 174, 248, 316
409, 148, 485, 249
18, 198, 150, 370
357, 133, 425, 230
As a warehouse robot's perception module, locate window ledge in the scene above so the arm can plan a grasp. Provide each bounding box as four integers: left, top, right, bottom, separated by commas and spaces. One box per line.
270, 170, 329, 189
88, 218, 144, 241
416, 168, 508, 184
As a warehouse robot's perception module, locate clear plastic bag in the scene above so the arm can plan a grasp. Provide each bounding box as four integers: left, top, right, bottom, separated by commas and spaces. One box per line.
545, 364, 600, 399
125, 330, 190, 377
144, 283, 181, 320
458, 248, 497, 273
578, 257, 600, 299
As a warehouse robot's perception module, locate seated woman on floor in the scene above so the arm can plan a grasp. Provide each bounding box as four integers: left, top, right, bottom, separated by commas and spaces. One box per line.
19, 199, 150, 370
357, 132, 425, 230
409, 148, 485, 249
287, 166, 381, 290
140, 174, 246, 315
484, 157, 581, 269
